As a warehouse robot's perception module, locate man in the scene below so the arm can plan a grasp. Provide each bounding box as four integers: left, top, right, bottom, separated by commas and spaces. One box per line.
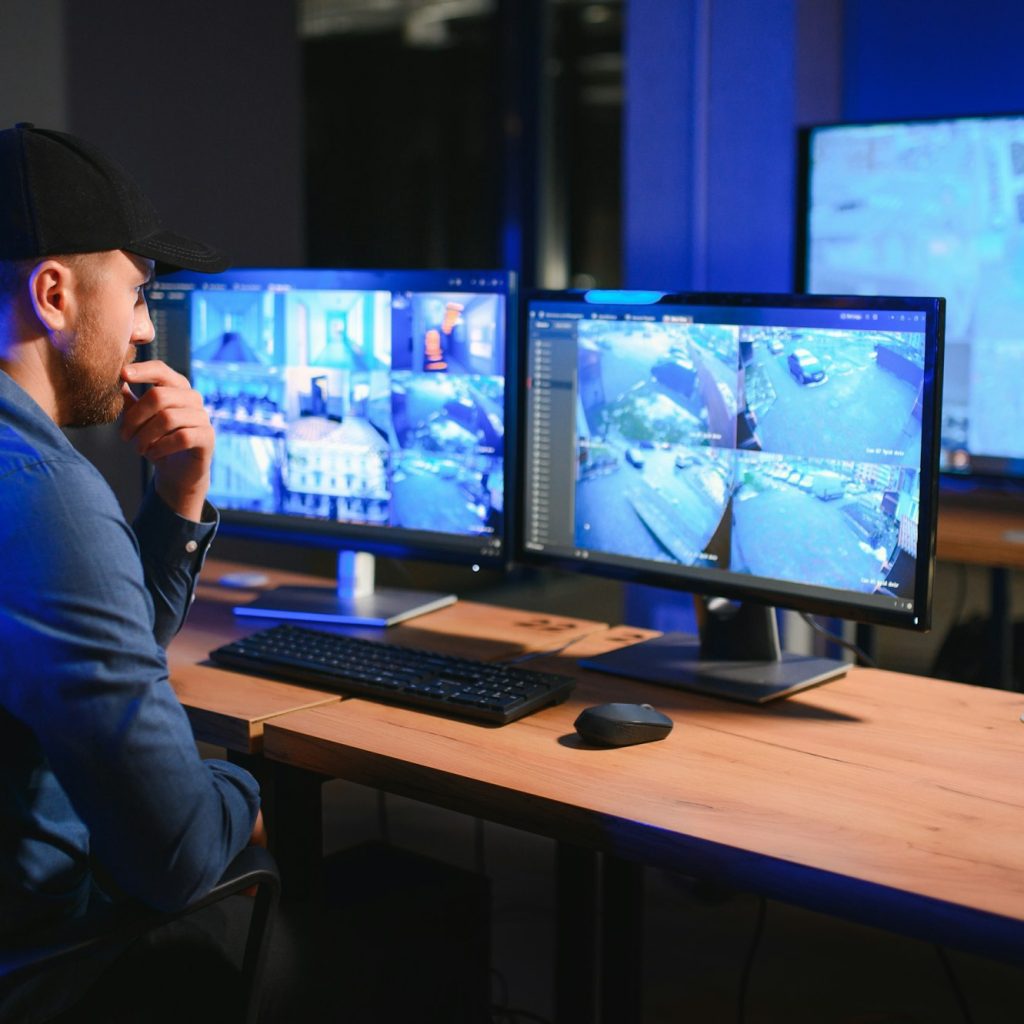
0, 124, 264, 1019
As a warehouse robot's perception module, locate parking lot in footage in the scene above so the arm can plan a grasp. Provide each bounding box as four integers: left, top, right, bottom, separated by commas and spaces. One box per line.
730, 453, 907, 594
570, 317, 918, 595
745, 328, 925, 464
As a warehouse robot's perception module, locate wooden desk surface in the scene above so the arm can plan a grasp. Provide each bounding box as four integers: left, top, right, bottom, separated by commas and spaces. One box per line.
262, 627, 1024, 960
938, 496, 1024, 569
170, 559, 609, 753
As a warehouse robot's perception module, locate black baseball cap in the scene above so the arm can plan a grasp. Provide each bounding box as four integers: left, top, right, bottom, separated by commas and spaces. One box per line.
0, 122, 229, 273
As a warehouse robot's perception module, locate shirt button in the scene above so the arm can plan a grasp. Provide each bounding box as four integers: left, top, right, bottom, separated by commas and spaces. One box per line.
185, 540, 199, 553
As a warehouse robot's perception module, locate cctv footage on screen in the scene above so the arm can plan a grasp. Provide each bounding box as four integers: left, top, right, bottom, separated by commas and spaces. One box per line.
523, 300, 929, 612
147, 273, 506, 550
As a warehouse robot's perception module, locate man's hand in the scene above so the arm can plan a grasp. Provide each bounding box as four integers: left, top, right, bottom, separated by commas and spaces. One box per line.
120, 361, 213, 522
249, 808, 268, 849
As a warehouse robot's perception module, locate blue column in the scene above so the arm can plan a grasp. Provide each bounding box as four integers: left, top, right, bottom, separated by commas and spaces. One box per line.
622, 0, 811, 631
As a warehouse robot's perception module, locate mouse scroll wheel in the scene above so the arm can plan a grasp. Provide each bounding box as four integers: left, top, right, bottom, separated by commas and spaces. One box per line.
641, 703, 652, 710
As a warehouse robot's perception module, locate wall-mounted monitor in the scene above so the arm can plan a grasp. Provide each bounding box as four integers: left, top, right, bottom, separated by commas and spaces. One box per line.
147, 267, 514, 625
798, 113, 1024, 487
517, 289, 944, 702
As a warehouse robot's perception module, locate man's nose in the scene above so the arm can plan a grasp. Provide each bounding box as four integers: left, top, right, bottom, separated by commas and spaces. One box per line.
133, 304, 156, 345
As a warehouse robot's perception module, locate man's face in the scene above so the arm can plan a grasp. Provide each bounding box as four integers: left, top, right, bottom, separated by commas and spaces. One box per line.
58, 250, 154, 427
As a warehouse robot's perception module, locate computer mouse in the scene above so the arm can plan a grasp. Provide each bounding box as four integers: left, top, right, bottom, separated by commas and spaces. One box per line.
574, 702, 673, 747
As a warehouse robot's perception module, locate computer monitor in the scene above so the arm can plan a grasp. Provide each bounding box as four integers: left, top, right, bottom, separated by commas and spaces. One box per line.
798, 112, 1024, 487
518, 289, 944, 703
146, 267, 514, 626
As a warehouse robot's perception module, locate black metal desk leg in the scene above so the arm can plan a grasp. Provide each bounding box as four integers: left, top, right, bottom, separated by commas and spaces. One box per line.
555, 843, 600, 1024
601, 855, 645, 1024
555, 846, 645, 1024
230, 751, 326, 900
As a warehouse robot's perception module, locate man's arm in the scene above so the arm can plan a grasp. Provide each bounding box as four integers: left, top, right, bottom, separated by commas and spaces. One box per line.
2, 461, 260, 912
122, 358, 217, 646
132, 485, 217, 648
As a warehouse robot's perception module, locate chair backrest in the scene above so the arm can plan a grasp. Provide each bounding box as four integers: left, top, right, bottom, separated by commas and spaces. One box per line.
0, 844, 280, 1024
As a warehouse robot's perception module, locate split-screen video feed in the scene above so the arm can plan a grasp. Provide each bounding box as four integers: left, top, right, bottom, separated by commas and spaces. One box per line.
573, 316, 926, 599
188, 286, 505, 539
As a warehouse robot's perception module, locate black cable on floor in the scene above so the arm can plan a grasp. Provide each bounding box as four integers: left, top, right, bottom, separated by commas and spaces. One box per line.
737, 896, 767, 1024
494, 1010, 551, 1024
475, 816, 487, 875
376, 788, 391, 844
490, 966, 552, 1024
934, 945, 975, 1024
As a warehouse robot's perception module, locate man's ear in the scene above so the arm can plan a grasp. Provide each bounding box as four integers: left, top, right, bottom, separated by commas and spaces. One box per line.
28, 259, 75, 334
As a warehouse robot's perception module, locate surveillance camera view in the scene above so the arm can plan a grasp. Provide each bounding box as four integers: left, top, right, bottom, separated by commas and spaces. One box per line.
187, 284, 505, 540
740, 325, 925, 465
806, 116, 1024, 475
527, 302, 929, 606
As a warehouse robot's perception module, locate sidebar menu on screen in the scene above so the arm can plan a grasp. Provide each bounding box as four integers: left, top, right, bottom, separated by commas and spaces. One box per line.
525, 316, 580, 553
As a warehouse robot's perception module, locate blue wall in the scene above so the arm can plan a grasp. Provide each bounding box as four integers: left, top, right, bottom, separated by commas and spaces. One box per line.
624, 0, 801, 295
842, 0, 1024, 121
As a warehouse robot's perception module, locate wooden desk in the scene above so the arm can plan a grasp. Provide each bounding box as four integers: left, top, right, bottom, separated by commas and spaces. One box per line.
169, 563, 611, 913
937, 498, 1024, 688
261, 629, 1024, 1019
938, 498, 1024, 570
171, 567, 1024, 1019
169, 561, 609, 753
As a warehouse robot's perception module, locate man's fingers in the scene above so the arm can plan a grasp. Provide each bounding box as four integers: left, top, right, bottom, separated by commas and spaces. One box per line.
128, 408, 213, 456
143, 425, 215, 463
121, 359, 191, 390
121, 386, 205, 443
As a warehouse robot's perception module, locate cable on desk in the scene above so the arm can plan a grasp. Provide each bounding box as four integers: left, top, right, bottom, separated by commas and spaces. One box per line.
507, 631, 593, 664
929, 563, 970, 679
798, 613, 878, 669
934, 945, 975, 1024
945, 563, 970, 633
736, 896, 767, 1024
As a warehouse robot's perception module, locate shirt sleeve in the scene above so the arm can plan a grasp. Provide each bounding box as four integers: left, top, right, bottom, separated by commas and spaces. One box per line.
132, 484, 219, 648
1, 457, 260, 913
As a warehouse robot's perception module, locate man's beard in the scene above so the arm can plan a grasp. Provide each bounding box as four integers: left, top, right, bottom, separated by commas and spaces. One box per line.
57, 315, 131, 428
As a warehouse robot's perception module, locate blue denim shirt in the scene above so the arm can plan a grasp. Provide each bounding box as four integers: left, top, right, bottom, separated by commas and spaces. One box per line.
0, 368, 260, 938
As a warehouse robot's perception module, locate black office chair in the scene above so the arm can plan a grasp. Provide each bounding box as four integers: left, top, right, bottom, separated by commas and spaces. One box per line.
0, 845, 280, 1024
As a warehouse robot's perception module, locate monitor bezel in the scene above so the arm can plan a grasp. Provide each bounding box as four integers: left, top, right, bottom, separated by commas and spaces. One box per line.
795, 110, 1024, 489
514, 288, 945, 632
146, 266, 517, 571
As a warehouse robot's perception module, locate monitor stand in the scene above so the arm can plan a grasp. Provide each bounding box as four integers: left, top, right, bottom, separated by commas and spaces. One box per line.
232, 551, 457, 628
580, 597, 848, 704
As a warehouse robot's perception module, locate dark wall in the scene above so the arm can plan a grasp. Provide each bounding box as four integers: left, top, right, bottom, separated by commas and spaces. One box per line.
304, 27, 501, 270
58, 0, 305, 515
65, 0, 304, 268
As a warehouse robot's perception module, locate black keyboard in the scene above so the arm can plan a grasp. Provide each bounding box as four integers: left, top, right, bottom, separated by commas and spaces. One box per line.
209, 623, 576, 725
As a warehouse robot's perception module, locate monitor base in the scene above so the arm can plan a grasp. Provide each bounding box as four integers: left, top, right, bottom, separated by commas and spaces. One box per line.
233, 585, 457, 628
580, 631, 848, 704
